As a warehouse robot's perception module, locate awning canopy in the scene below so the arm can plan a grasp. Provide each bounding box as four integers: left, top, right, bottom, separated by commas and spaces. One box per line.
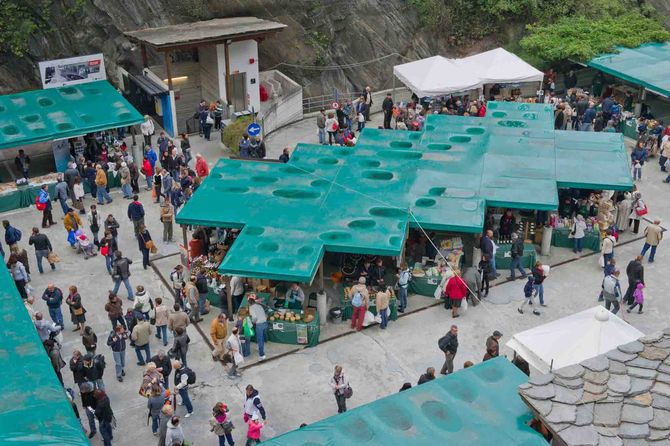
0, 263, 89, 445
506, 306, 644, 374
125, 17, 287, 50
0, 80, 143, 150
176, 101, 631, 282
262, 358, 547, 446
393, 48, 544, 97
588, 42, 670, 97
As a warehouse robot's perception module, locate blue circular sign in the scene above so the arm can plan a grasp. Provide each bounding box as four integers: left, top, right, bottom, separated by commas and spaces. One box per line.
247, 122, 262, 137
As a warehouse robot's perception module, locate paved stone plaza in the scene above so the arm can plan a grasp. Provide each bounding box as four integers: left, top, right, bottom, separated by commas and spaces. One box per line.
10, 116, 670, 445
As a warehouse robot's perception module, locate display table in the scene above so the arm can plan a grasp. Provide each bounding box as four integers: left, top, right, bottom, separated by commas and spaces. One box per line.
495, 243, 536, 269
551, 227, 601, 252
239, 293, 320, 347
409, 275, 440, 297
0, 171, 120, 214
340, 286, 398, 322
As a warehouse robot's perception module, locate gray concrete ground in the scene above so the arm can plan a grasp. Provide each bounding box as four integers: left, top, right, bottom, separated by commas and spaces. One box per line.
9, 119, 669, 445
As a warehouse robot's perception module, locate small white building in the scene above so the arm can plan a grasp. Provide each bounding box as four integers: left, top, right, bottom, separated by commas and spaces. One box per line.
125, 17, 290, 137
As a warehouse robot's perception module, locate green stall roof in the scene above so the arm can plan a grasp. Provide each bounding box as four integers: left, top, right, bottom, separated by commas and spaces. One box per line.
0, 264, 89, 445
0, 80, 143, 150
262, 357, 548, 446
176, 101, 632, 282
588, 42, 670, 97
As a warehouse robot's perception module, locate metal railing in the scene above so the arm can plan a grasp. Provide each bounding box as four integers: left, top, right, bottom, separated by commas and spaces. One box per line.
302, 91, 362, 114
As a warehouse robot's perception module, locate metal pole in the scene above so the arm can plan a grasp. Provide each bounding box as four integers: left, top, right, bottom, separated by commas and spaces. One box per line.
181, 225, 188, 266
224, 42, 232, 106
226, 276, 234, 321
164, 51, 173, 91
392, 74, 396, 102
318, 259, 324, 294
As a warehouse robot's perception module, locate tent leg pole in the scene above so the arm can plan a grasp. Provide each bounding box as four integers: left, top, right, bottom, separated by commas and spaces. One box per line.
182, 225, 189, 266
226, 277, 234, 321
392, 76, 396, 102
318, 259, 324, 294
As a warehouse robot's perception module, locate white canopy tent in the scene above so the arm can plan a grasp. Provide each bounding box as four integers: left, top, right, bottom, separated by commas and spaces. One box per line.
505, 306, 644, 374
393, 47, 544, 98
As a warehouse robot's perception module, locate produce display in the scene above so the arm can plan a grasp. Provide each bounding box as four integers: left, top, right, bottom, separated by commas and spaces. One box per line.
268, 309, 315, 324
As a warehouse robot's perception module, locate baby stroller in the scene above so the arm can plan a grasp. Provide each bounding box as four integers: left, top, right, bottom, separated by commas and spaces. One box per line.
74, 230, 97, 259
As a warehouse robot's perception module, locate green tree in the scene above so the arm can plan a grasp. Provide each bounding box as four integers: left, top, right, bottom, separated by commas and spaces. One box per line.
520, 12, 669, 64
0, 1, 50, 56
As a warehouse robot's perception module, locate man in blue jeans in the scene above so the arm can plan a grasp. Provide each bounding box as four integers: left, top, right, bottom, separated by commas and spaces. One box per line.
509, 233, 527, 280
640, 219, 663, 263
173, 360, 194, 417
42, 283, 64, 328
111, 251, 134, 300
131, 315, 152, 365
249, 295, 268, 360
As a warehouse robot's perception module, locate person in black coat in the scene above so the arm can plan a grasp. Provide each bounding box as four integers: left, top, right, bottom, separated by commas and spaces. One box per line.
150, 351, 172, 388
94, 389, 114, 445
478, 255, 492, 297
624, 255, 644, 305
137, 224, 152, 270
70, 350, 87, 386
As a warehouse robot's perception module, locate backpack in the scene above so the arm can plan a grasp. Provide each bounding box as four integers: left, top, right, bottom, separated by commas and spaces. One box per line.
183, 367, 196, 384
351, 290, 363, 307
12, 227, 22, 242
523, 280, 534, 298
438, 334, 451, 352
603, 276, 617, 295
94, 354, 106, 371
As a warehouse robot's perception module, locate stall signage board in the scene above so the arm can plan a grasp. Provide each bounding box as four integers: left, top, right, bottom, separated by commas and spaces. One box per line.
296, 325, 308, 345
247, 122, 261, 137
39, 54, 106, 89
176, 101, 633, 283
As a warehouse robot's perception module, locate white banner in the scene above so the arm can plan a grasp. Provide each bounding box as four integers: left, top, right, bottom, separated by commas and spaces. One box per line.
38, 53, 106, 89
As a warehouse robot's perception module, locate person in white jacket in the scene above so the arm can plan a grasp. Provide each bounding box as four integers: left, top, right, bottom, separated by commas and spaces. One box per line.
225, 327, 243, 378
134, 285, 152, 319
140, 115, 154, 147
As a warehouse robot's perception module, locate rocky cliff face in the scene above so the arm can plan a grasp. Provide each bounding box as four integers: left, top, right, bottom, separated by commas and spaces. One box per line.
0, 0, 500, 96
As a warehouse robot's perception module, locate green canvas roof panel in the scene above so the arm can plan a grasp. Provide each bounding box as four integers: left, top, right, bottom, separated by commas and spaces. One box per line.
588, 42, 670, 97
0, 264, 89, 445
0, 80, 143, 149
177, 101, 632, 282
262, 357, 548, 446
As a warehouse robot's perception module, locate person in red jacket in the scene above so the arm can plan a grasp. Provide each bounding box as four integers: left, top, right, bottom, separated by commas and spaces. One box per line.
195, 153, 209, 178
444, 271, 468, 318
246, 413, 265, 445
141, 156, 153, 191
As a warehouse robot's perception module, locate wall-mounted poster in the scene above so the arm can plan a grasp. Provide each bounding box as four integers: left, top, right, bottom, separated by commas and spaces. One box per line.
39, 54, 106, 89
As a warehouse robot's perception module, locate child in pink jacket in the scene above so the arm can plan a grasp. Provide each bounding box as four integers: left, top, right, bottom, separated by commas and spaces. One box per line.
627, 281, 645, 314
246, 413, 265, 445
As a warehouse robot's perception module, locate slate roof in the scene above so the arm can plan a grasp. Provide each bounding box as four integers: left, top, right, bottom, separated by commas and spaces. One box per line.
519, 328, 670, 445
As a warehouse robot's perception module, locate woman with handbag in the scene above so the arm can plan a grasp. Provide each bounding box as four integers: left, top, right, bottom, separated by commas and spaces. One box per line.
329, 365, 350, 413
66, 285, 87, 332
210, 402, 235, 446
37, 184, 56, 228
136, 224, 155, 270
628, 191, 647, 234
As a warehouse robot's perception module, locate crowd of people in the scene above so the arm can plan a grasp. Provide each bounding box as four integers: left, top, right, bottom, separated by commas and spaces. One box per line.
5, 67, 666, 445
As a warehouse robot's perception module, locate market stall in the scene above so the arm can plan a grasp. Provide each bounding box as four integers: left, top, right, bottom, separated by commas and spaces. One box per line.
239, 293, 320, 347
551, 227, 601, 252
0, 170, 122, 214
495, 243, 537, 270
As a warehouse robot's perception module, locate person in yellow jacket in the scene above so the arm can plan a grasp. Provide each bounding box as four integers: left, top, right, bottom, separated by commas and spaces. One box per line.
63, 209, 83, 247
210, 313, 228, 361
94, 164, 113, 205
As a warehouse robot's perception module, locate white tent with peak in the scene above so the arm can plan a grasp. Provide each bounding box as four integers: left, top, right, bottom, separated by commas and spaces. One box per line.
393, 47, 544, 97
505, 306, 644, 374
